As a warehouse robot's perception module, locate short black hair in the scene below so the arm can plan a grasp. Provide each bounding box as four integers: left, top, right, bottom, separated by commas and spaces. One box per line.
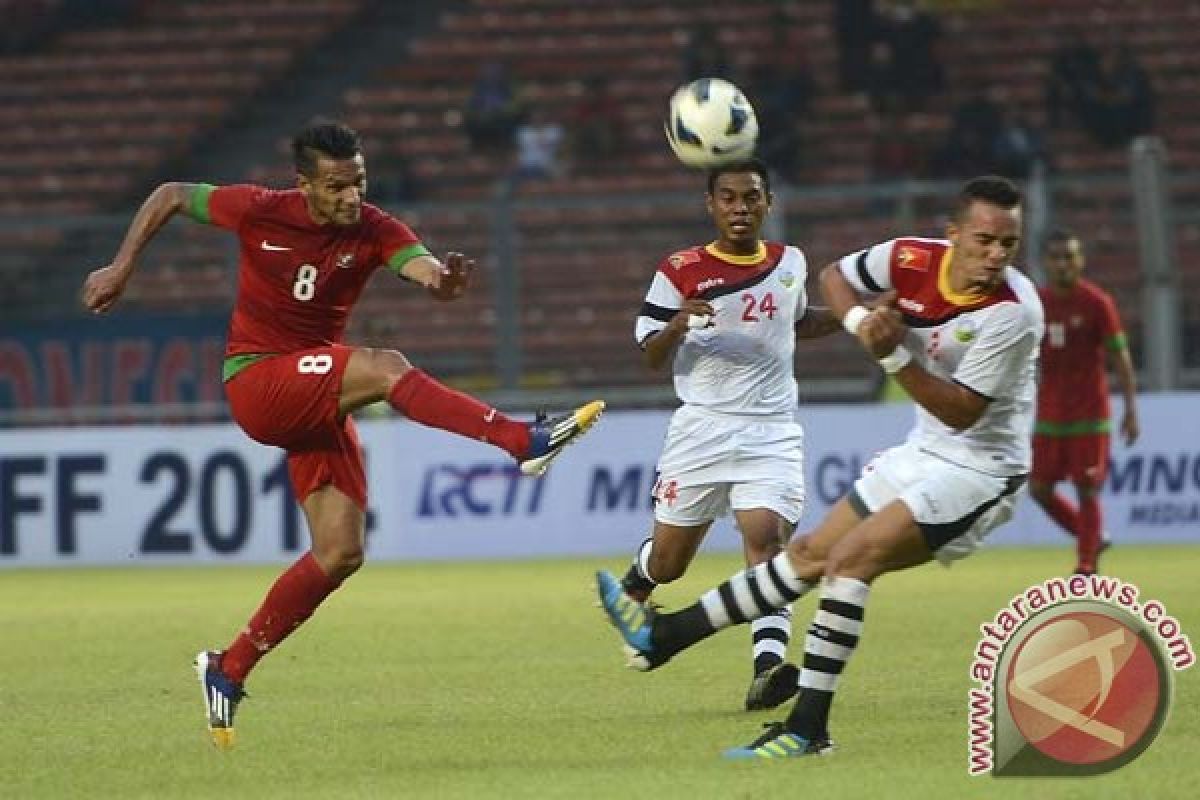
706, 158, 771, 195
953, 175, 1022, 222
292, 118, 361, 177
1041, 227, 1081, 252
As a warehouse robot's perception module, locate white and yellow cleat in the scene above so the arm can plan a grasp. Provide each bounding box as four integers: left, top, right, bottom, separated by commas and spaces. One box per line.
519, 400, 606, 476
194, 650, 245, 751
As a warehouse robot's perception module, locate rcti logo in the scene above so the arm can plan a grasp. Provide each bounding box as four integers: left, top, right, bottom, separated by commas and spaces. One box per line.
968, 576, 1193, 777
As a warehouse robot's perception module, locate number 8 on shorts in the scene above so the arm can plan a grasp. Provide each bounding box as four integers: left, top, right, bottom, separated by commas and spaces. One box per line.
297, 354, 333, 374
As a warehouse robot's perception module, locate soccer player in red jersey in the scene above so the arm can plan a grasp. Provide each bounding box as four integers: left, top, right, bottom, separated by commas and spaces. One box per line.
80, 120, 604, 749
1030, 229, 1139, 575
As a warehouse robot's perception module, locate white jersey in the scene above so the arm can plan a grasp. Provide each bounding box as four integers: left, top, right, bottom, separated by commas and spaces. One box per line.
635, 242, 808, 416
839, 237, 1044, 476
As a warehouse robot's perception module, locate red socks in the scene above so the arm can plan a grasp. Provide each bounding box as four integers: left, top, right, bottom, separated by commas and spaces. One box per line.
221, 552, 341, 685
387, 369, 530, 457
1042, 491, 1082, 539
1077, 495, 1103, 571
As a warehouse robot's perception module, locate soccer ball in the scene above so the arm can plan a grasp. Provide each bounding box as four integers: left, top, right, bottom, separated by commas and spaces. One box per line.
664, 78, 759, 168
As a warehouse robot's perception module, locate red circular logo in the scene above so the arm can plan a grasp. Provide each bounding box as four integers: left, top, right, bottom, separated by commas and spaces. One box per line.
1005, 611, 1161, 765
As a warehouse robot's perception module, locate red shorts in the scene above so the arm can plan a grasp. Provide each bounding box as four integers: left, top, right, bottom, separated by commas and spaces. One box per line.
224, 345, 367, 509
1031, 433, 1109, 488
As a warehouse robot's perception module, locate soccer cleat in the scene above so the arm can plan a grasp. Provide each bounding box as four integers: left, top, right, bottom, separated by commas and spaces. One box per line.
519, 400, 605, 476
595, 569, 664, 671
744, 662, 801, 711
722, 722, 836, 760
194, 650, 245, 750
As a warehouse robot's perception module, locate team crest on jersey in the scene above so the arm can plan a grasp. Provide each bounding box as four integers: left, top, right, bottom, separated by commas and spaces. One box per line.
668, 249, 702, 270
779, 271, 796, 289
953, 319, 979, 343
336, 253, 355, 269
896, 245, 932, 272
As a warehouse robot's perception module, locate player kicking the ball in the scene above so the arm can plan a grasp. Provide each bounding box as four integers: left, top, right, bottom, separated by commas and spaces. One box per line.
613, 158, 840, 712
597, 176, 1042, 758
81, 119, 604, 749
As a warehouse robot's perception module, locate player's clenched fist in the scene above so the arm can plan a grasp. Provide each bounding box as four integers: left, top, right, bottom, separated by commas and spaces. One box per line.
81, 263, 130, 314
670, 298, 716, 331
858, 291, 907, 358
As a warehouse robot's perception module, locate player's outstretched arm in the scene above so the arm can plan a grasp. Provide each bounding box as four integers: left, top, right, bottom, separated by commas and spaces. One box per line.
399, 251, 475, 302
81, 182, 197, 313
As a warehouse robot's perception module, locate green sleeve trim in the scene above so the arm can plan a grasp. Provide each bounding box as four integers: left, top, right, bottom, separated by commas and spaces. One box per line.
186, 183, 217, 224
1034, 419, 1113, 436
222, 353, 274, 382
386, 243, 433, 277
1105, 332, 1127, 352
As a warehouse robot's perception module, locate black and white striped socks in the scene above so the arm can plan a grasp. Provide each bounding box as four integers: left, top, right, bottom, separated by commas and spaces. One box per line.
787, 575, 871, 738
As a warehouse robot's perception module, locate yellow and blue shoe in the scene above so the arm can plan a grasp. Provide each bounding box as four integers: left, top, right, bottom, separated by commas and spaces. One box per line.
595, 569, 665, 671
723, 722, 835, 760
194, 650, 245, 751
519, 400, 605, 476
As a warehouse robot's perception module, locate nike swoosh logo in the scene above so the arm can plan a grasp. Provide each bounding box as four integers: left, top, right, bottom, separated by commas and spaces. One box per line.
261, 241, 291, 251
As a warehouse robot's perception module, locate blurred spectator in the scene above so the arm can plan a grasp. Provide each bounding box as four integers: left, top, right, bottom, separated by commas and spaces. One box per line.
991, 108, 1048, 180
1045, 28, 1101, 129
863, 39, 903, 113
463, 61, 526, 151
869, 111, 927, 182
512, 106, 564, 182
833, 0, 880, 93
746, 21, 815, 184
878, 0, 945, 109
932, 92, 1002, 178
1, 0, 58, 53
1081, 43, 1155, 148
373, 153, 420, 204
567, 76, 623, 168
680, 23, 732, 82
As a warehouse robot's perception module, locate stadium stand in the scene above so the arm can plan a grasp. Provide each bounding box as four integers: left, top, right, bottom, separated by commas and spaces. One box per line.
4, 0, 1197, 393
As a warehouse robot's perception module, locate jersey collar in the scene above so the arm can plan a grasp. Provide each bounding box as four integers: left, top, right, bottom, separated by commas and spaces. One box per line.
704, 241, 767, 266
937, 247, 992, 306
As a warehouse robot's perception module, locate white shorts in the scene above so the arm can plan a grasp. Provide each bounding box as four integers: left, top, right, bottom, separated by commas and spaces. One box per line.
653, 406, 806, 527
852, 442, 1026, 564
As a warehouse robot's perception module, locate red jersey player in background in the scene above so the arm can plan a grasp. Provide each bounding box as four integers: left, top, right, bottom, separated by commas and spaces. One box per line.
80, 119, 604, 749
1030, 229, 1139, 576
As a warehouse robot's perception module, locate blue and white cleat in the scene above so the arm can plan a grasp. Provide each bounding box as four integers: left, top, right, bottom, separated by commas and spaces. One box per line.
722, 722, 836, 760
520, 400, 605, 476
194, 650, 245, 751
595, 569, 661, 670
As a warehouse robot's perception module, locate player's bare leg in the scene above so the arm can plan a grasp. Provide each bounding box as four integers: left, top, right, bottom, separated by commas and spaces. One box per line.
341, 347, 604, 474
196, 485, 361, 749
736, 508, 800, 710
618, 521, 710, 602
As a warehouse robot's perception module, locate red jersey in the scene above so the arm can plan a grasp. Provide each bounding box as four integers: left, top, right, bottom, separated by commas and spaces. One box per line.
1036, 278, 1125, 431
194, 184, 427, 360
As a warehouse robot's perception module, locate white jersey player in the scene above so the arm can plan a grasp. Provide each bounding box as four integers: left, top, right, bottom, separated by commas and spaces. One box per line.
595, 176, 1045, 760
616, 159, 841, 713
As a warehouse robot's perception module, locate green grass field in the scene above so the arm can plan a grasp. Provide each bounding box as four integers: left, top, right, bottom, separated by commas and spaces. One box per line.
1, 546, 1196, 799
